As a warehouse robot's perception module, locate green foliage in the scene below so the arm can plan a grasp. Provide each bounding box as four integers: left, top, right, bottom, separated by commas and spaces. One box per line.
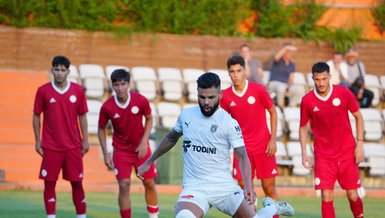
373, 0, 385, 32
314, 27, 361, 53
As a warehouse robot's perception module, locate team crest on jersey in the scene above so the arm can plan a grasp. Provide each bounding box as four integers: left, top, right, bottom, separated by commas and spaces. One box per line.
183, 140, 192, 153
131, 106, 139, 114
332, 98, 341, 106
247, 96, 256, 104
69, 95, 77, 103
210, 125, 218, 133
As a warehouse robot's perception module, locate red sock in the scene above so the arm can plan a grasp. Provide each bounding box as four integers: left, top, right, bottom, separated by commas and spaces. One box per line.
71, 181, 86, 215
273, 215, 280, 218
44, 180, 57, 215
322, 201, 335, 218
349, 197, 364, 218
147, 204, 159, 214
120, 208, 131, 218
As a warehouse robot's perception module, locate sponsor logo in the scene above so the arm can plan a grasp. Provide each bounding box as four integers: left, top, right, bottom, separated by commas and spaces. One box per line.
183, 140, 216, 154
332, 98, 341, 106
48, 198, 56, 203
184, 121, 190, 127
183, 140, 192, 153
49, 97, 56, 103
247, 96, 256, 104
230, 101, 236, 107
113, 113, 120, 119
181, 195, 194, 199
234, 191, 240, 195
69, 95, 77, 103
210, 124, 218, 133
131, 106, 139, 114
313, 106, 320, 112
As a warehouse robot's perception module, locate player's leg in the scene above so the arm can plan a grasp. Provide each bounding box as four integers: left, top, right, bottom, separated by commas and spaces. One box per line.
261, 177, 280, 218
118, 178, 132, 218
136, 148, 159, 218
39, 149, 64, 218
175, 202, 204, 218
321, 190, 335, 218
63, 148, 86, 217
338, 159, 363, 218
175, 188, 209, 218
315, 161, 338, 218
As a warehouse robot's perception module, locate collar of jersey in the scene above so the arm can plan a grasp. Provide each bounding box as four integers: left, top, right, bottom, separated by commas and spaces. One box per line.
313, 83, 333, 101
51, 80, 71, 94
231, 80, 248, 97
114, 91, 131, 109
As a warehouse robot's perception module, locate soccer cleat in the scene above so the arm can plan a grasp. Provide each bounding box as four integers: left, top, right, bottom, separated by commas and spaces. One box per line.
262, 197, 295, 216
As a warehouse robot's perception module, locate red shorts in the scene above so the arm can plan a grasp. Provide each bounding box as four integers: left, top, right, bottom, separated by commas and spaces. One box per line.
233, 152, 278, 180
314, 159, 361, 190
39, 148, 84, 181
113, 148, 157, 180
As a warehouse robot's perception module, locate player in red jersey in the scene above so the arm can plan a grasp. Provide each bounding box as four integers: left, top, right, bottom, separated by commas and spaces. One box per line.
300, 62, 364, 218
33, 56, 89, 218
98, 69, 159, 218
220, 55, 280, 215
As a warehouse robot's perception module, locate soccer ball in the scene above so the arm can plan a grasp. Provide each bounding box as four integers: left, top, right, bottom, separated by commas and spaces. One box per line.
357, 186, 366, 198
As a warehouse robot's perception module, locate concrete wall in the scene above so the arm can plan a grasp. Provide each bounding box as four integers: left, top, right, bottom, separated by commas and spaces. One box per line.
0, 26, 384, 76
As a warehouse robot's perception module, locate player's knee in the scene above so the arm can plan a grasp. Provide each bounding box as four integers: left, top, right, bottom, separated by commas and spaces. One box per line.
175, 209, 196, 218
118, 180, 131, 192
143, 179, 156, 190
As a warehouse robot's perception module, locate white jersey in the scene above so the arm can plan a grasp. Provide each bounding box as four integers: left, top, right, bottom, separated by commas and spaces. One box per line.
174, 106, 245, 191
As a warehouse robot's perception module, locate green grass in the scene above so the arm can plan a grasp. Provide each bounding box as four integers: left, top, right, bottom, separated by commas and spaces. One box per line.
0, 190, 383, 217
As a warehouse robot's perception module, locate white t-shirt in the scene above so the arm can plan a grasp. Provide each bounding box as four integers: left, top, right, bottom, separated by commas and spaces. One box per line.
174, 106, 245, 191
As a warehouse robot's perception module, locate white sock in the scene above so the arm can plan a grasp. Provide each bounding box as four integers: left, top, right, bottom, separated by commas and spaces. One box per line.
77, 214, 86, 218
47, 215, 56, 218
256, 205, 277, 218
149, 212, 159, 218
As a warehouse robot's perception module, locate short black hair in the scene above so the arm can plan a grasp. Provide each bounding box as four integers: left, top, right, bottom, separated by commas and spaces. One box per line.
312, 62, 330, 75
227, 55, 245, 69
52, 56, 70, 69
110, 69, 131, 83
197, 72, 221, 90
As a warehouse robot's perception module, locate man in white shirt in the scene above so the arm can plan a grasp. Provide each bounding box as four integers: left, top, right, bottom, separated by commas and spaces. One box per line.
138, 73, 294, 218
326, 52, 348, 86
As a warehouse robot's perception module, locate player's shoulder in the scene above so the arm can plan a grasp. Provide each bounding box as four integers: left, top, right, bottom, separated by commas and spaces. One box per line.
70, 81, 86, 92
248, 81, 267, 91
181, 105, 199, 116
131, 91, 149, 102
222, 86, 233, 95
38, 82, 52, 90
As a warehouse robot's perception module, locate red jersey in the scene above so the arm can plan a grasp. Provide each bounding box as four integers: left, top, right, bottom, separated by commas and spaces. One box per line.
220, 81, 274, 154
300, 85, 359, 162
33, 81, 88, 151
99, 92, 151, 152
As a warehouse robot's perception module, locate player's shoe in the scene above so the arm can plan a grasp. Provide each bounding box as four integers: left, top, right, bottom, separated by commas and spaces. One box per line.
262, 197, 295, 216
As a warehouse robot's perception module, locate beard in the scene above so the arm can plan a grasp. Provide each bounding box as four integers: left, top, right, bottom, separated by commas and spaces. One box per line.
199, 101, 220, 117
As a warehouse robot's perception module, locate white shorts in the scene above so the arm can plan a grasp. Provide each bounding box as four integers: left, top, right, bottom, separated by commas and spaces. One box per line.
177, 186, 244, 216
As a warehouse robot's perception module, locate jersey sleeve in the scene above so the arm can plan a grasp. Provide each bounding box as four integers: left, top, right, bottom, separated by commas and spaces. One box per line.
300, 96, 310, 127
345, 88, 360, 113
33, 87, 44, 114
227, 118, 245, 149
259, 85, 274, 109
77, 86, 88, 115
173, 112, 183, 134
98, 104, 110, 128
141, 96, 152, 116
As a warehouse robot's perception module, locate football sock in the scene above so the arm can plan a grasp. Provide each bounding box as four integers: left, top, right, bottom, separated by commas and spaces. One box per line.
147, 205, 159, 218
71, 181, 86, 215
273, 215, 280, 218
322, 201, 335, 218
349, 197, 364, 218
257, 205, 276, 217
44, 180, 57, 216
120, 208, 131, 218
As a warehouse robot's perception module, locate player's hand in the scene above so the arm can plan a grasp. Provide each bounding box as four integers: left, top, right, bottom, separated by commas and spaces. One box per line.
137, 161, 151, 179
243, 185, 256, 206
35, 142, 43, 157
265, 139, 277, 157
82, 140, 89, 156
103, 153, 114, 170
302, 154, 313, 170
136, 142, 148, 159
355, 142, 365, 165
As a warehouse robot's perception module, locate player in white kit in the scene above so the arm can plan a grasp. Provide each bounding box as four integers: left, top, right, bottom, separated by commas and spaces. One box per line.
138, 73, 294, 218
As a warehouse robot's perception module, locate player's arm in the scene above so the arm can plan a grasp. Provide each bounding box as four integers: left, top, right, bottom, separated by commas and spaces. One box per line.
299, 123, 312, 169
234, 146, 256, 204
352, 110, 365, 164
78, 114, 89, 155
266, 106, 277, 156
136, 113, 153, 159
98, 126, 114, 170
32, 113, 43, 157
138, 129, 182, 176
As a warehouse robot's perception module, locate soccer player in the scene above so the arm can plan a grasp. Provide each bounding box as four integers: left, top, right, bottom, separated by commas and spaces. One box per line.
138, 73, 294, 218
300, 62, 364, 218
220, 55, 280, 215
98, 69, 159, 218
33, 56, 89, 218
